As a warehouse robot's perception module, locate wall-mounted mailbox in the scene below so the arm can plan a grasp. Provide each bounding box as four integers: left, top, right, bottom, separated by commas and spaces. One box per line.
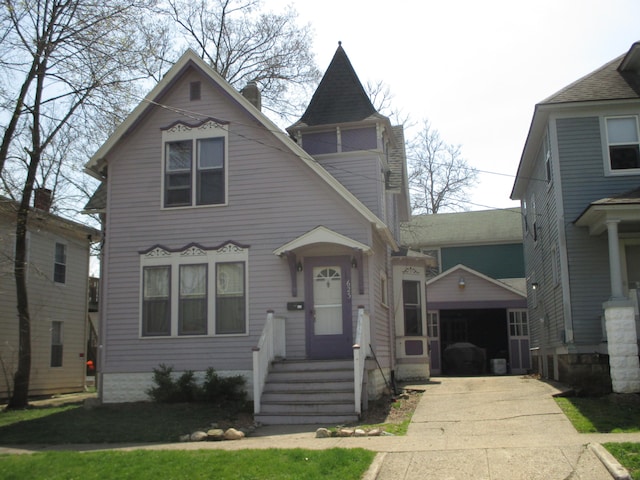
287, 302, 304, 311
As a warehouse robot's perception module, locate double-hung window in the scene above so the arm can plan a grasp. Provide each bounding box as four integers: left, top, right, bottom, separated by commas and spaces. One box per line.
54, 242, 67, 284
140, 242, 247, 337
162, 119, 228, 207
605, 116, 640, 172
51, 321, 63, 367
403, 280, 423, 336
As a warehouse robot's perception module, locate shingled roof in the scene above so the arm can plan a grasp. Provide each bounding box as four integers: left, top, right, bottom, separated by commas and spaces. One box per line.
541, 42, 640, 105
296, 43, 377, 126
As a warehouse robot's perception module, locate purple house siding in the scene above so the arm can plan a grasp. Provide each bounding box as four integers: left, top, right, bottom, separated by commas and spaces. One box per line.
100, 68, 376, 375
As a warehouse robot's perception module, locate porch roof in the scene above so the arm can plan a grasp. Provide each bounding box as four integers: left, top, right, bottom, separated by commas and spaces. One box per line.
574, 187, 640, 235
273, 225, 371, 256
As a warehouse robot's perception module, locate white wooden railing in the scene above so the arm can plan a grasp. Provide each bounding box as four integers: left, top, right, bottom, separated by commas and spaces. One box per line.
252, 310, 286, 414
353, 306, 370, 415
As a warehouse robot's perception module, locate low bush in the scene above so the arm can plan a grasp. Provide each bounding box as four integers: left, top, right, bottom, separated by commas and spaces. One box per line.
147, 364, 247, 408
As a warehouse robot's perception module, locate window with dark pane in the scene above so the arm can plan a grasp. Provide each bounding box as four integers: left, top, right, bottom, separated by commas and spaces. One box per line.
607, 117, 640, 170
142, 266, 171, 336
54, 242, 66, 283
165, 140, 192, 206
51, 321, 63, 367
197, 137, 225, 205
403, 280, 422, 336
179, 264, 207, 335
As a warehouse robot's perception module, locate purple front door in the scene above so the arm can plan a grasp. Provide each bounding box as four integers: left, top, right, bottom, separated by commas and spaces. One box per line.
304, 256, 353, 359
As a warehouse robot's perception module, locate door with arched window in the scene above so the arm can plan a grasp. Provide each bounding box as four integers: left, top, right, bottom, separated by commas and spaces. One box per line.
304, 256, 353, 359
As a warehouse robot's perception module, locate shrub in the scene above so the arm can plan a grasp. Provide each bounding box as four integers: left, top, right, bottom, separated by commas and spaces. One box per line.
147, 364, 247, 408
201, 367, 247, 407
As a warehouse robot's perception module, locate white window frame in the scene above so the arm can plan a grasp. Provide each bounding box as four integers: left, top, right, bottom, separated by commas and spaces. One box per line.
53, 241, 67, 285
380, 270, 388, 307
161, 119, 229, 208
508, 310, 529, 338
603, 115, 640, 176
51, 321, 63, 367
139, 242, 248, 338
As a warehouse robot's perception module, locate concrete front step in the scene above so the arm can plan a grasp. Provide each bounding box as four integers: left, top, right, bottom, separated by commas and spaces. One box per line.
260, 400, 355, 415
255, 412, 359, 425
256, 359, 359, 425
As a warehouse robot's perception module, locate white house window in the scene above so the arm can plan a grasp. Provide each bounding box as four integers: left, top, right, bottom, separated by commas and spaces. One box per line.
403, 280, 422, 336
51, 321, 63, 367
54, 242, 67, 284
142, 266, 171, 336
380, 271, 388, 307
508, 310, 528, 337
605, 116, 640, 171
162, 119, 228, 208
216, 262, 245, 334
140, 242, 247, 337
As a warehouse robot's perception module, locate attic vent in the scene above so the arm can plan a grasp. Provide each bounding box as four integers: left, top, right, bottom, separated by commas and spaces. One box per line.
190, 81, 201, 101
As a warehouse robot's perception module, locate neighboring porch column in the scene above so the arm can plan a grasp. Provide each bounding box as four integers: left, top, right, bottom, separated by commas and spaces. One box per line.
606, 220, 624, 299
603, 220, 640, 393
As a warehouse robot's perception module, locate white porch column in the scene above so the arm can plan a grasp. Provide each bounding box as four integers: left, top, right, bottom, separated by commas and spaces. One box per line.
605, 219, 624, 299
604, 301, 640, 393
603, 220, 640, 393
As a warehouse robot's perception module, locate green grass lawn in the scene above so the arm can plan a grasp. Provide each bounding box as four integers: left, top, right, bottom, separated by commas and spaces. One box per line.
0, 448, 376, 480
555, 395, 640, 479
554, 396, 640, 433
0, 402, 246, 444
604, 443, 640, 480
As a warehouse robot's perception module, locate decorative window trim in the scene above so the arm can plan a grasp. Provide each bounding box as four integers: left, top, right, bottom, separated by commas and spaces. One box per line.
139, 241, 249, 338
161, 118, 230, 208
603, 115, 640, 176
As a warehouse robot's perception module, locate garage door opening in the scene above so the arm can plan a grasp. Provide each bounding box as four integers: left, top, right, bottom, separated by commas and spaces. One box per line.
439, 309, 509, 375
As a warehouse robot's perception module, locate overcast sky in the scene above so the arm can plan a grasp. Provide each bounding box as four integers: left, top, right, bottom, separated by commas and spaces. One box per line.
270, 0, 640, 212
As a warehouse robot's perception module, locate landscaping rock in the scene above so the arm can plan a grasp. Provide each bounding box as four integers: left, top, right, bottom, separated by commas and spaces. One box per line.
223, 428, 245, 440
354, 428, 366, 437
337, 428, 354, 437
207, 428, 225, 441
315, 428, 331, 438
179, 434, 191, 442
367, 428, 383, 436
190, 431, 208, 442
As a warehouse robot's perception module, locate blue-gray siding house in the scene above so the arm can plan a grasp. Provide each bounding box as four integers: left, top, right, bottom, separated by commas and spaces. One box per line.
511, 41, 640, 394
85, 45, 430, 423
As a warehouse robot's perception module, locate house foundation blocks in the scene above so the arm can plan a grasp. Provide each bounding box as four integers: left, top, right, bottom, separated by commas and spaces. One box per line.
604, 302, 640, 393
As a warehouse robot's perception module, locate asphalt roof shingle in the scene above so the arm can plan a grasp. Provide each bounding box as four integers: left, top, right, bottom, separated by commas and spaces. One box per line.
297, 43, 377, 126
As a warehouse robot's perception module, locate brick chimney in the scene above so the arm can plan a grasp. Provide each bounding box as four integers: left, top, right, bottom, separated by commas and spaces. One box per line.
240, 81, 261, 111
33, 188, 53, 212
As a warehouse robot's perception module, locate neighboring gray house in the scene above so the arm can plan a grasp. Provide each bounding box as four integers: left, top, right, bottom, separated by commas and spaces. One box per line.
0, 192, 99, 399
511, 41, 640, 394
402, 209, 528, 375
84, 45, 429, 424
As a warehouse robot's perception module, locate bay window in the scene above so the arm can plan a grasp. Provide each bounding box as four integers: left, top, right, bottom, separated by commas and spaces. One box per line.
140, 242, 247, 337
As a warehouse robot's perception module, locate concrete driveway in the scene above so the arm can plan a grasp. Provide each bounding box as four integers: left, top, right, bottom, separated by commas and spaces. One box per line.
375, 375, 626, 480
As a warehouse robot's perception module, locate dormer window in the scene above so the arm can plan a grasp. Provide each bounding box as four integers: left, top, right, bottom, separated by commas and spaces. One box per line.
605, 116, 640, 172
162, 119, 228, 208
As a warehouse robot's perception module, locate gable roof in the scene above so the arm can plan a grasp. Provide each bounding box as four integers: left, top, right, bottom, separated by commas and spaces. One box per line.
0, 196, 100, 241
294, 43, 377, 127
84, 49, 397, 249
512, 41, 640, 199
427, 264, 526, 298
402, 208, 523, 248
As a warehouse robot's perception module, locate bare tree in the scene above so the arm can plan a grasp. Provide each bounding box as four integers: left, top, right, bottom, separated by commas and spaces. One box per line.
366, 80, 411, 127
408, 119, 478, 214
0, 0, 162, 409
162, 0, 320, 120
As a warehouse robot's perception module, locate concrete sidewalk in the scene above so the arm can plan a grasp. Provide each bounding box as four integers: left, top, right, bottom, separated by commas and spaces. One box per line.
1, 376, 638, 479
